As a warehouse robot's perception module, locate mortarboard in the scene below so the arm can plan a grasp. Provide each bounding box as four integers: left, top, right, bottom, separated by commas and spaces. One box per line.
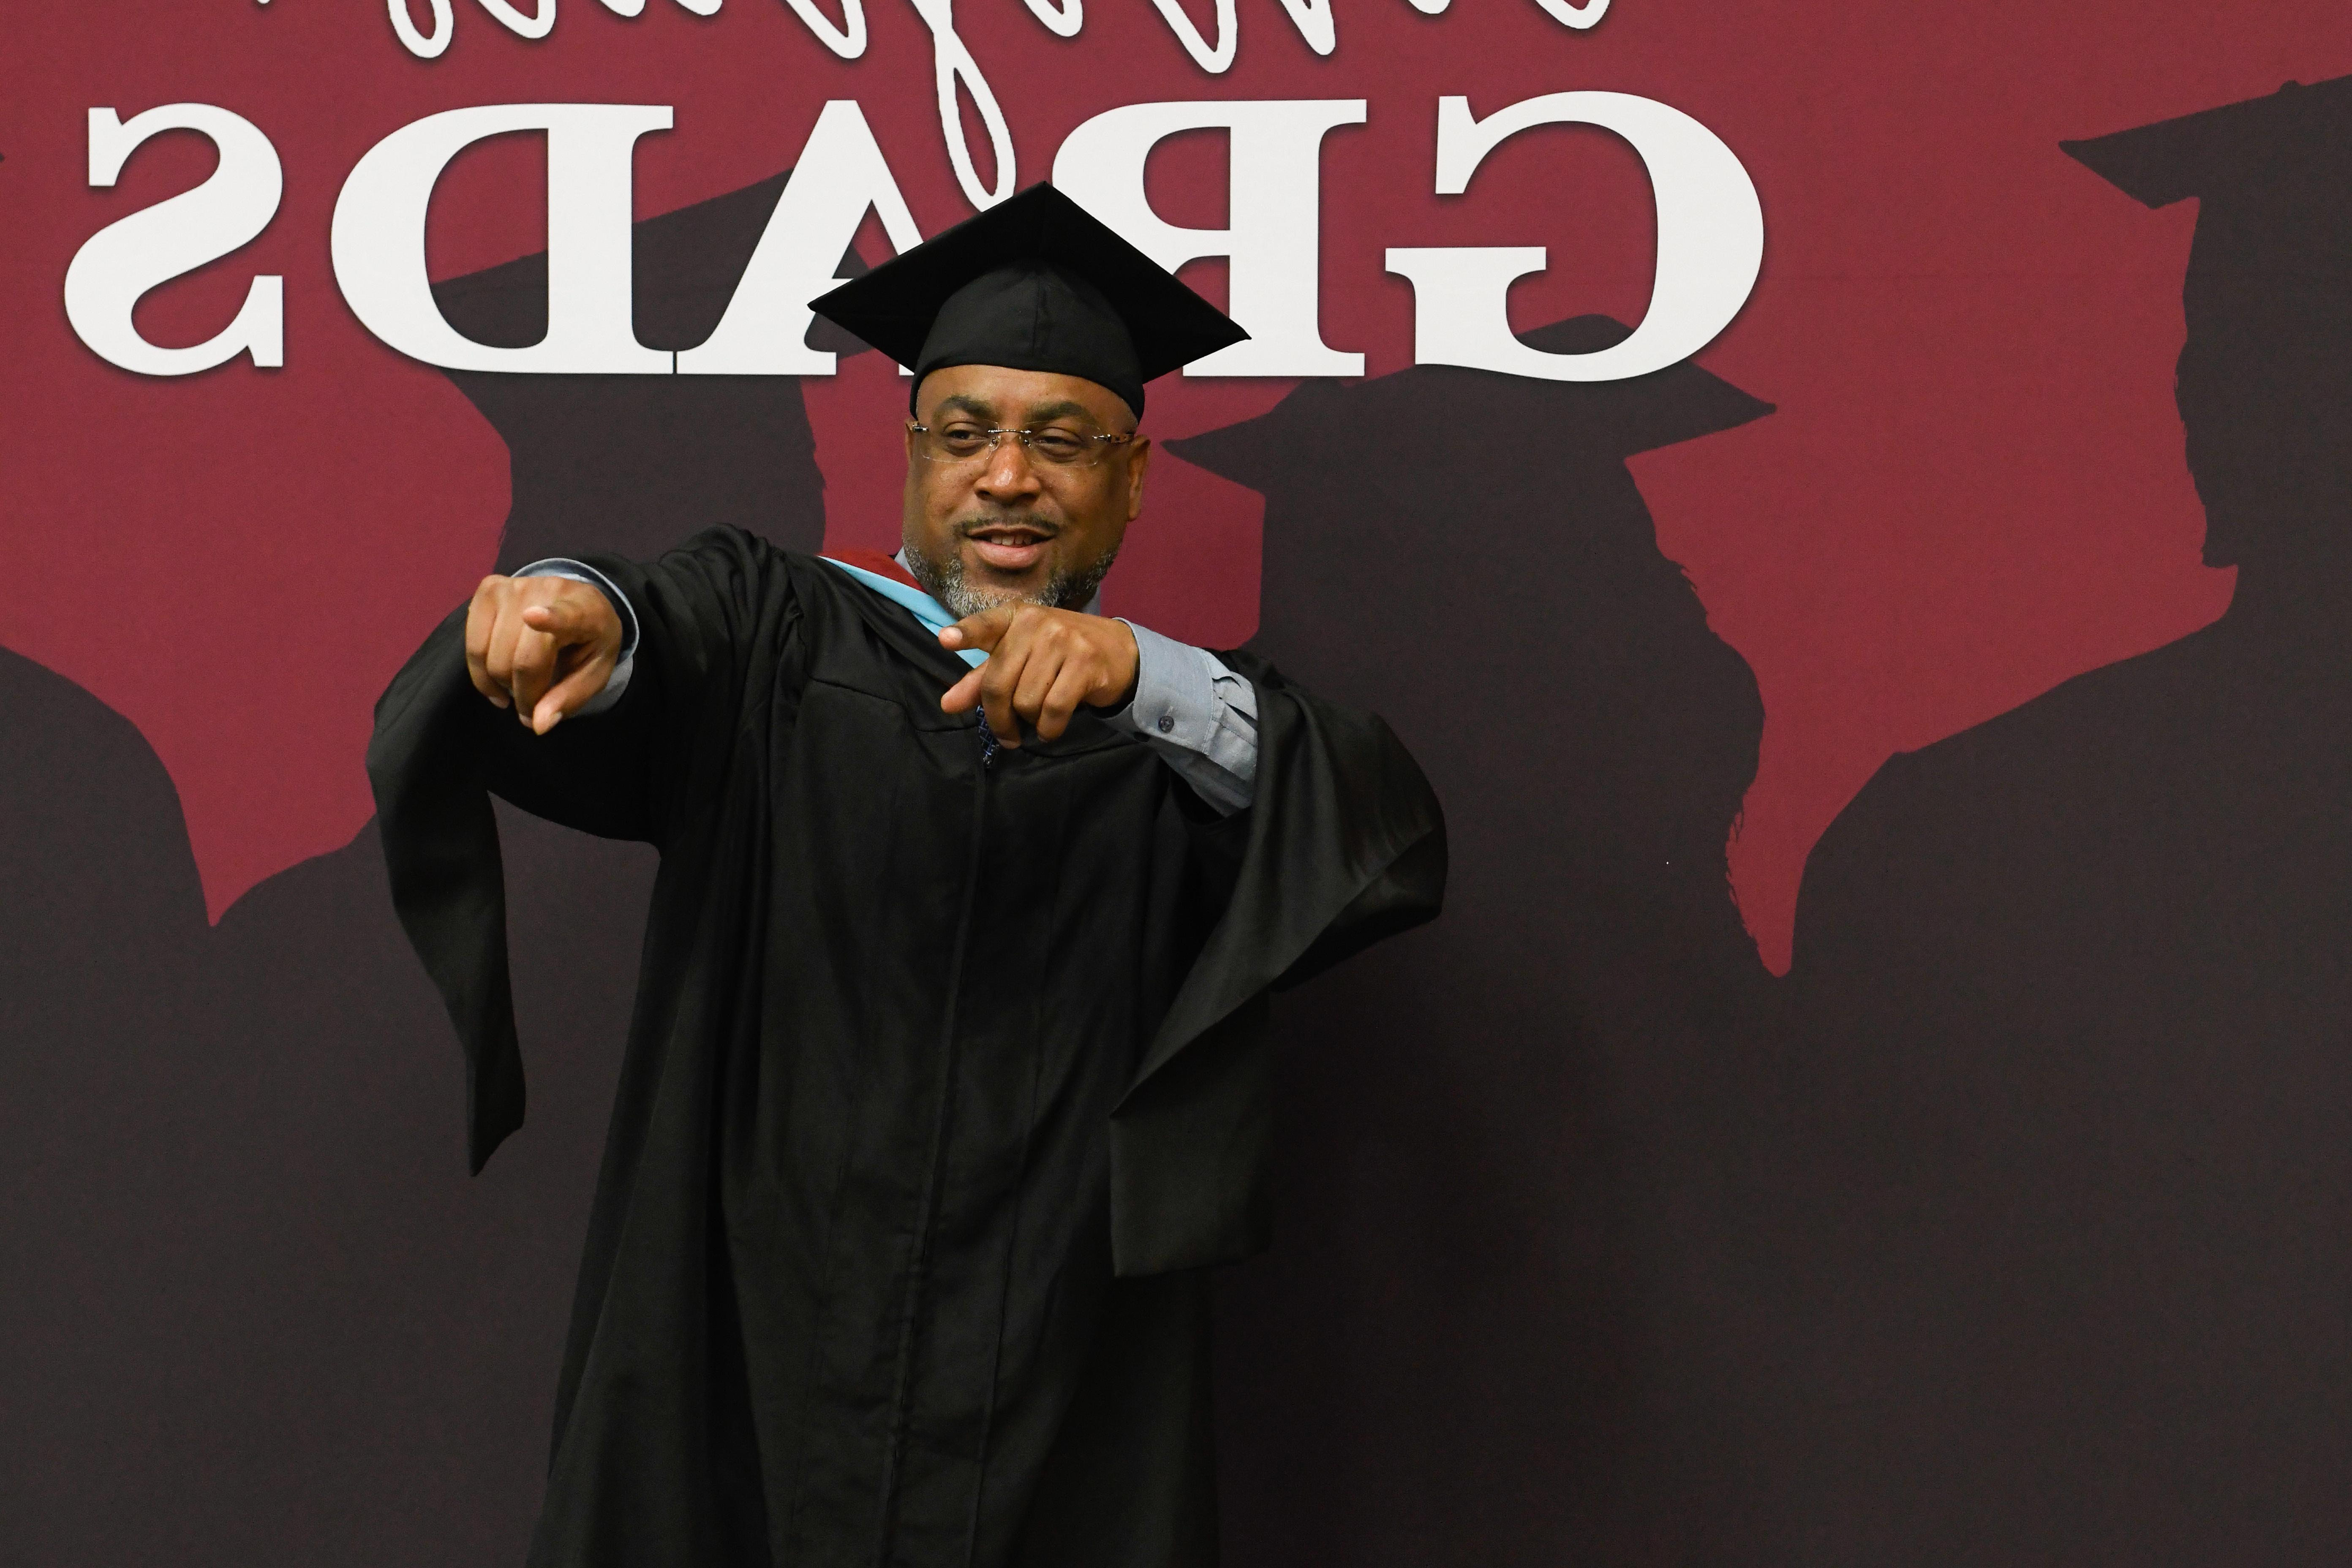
1166, 316, 1773, 492
2063, 75, 2352, 293
807, 183, 1248, 419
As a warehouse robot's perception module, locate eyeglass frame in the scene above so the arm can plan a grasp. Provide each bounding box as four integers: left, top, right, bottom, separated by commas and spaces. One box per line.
906, 420, 1139, 470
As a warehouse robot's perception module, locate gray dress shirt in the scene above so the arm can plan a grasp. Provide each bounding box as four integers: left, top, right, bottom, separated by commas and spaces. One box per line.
517, 558, 1260, 814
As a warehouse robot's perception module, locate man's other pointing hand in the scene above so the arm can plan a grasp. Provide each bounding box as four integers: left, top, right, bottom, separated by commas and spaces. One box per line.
465, 574, 623, 735
939, 603, 1140, 746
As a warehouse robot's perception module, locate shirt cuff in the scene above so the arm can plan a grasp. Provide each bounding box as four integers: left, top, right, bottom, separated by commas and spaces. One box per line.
1113, 620, 1220, 747
515, 558, 637, 716
1108, 619, 1260, 814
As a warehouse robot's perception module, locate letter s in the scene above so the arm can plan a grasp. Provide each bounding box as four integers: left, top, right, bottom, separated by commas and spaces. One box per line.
65, 105, 285, 375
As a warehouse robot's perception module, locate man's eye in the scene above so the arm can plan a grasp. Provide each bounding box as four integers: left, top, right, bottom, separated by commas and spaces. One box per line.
938, 426, 991, 449
1029, 432, 1086, 459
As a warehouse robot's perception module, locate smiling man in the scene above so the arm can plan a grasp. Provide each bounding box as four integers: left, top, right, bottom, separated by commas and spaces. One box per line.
366, 184, 1444, 1568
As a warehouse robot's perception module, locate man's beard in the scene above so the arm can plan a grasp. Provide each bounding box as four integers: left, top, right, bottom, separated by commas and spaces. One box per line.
903, 525, 1120, 619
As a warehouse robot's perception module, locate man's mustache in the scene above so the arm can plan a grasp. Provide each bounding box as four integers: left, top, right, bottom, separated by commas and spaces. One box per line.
954, 514, 1062, 540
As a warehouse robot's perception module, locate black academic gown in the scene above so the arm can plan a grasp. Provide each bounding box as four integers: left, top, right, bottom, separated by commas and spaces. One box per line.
366, 527, 1443, 1568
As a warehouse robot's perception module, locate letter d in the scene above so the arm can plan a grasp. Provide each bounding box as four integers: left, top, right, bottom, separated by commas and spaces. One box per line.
332, 104, 672, 373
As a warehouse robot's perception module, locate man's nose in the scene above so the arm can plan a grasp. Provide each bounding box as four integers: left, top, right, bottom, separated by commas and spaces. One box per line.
974, 438, 1043, 499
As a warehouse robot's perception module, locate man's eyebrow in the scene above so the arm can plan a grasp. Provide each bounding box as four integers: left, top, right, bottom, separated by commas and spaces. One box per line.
1023, 399, 1123, 430
933, 393, 996, 420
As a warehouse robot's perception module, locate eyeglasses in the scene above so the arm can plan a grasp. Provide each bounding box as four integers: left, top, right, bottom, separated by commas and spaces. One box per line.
907, 421, 1137, 470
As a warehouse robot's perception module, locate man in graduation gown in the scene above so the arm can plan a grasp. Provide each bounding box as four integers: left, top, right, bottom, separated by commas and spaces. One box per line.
366, 183, 1445, 1568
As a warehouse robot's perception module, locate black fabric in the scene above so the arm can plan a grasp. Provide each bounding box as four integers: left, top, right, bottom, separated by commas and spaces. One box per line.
365, 530, 1442, 1566
807, 184, 1248, 418
915, 263, 1146, 420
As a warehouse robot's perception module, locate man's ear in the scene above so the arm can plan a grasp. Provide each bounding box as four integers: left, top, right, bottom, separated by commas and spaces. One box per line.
1123, 436, 1153, 522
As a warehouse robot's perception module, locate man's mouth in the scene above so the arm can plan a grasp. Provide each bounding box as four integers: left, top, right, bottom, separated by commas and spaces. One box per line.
961, 522, 1056, 574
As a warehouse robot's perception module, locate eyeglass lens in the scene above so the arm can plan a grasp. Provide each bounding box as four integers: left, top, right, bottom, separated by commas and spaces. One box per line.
918, 425, 1115, 468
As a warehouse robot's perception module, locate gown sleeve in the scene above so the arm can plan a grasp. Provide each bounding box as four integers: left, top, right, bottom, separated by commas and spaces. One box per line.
364, 527, 799, 1173
1107, 651, 1447, 1274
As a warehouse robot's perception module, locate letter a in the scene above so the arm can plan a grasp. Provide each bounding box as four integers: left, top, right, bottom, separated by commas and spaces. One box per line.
680, 102, 924, 376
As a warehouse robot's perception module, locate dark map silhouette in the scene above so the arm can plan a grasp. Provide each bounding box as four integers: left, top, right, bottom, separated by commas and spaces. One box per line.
2, 172, 853, 1565
1782, 79, 2352, 1564
1171, 319, 1789, 1565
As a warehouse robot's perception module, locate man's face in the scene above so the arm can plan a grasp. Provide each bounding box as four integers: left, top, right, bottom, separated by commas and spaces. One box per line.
901, 364, 1151, 618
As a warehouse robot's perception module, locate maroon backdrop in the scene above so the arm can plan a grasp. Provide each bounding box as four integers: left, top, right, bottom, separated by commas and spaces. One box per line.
3, 3, 2347, 1563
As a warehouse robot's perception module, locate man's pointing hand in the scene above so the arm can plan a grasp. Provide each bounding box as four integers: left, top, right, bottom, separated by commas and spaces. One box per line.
939, 603, 1140, 746
465, 574, 623, 735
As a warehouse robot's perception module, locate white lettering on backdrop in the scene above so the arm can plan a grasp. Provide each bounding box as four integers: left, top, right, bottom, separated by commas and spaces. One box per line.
65, 104, 285, 375
332, 103, 674, 373
678, 100, 924, 376
66, 86, 1762, 383
1054, 100, 1368, 377
1386, 93, 1763, 381
378, 0, 1612, 208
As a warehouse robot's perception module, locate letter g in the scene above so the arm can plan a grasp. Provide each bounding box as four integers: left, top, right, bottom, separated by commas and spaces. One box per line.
1386, 93, 1763, 381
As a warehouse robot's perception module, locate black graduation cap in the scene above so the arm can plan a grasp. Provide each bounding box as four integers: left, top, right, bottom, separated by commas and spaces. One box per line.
807, 183, 1247, 419
1165, 315, 1773, 493
2063, 75, 2352, 291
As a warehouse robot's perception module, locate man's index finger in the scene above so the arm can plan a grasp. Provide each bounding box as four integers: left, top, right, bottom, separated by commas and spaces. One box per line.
523, 595, 596, 640
942, 603, 1017, 653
